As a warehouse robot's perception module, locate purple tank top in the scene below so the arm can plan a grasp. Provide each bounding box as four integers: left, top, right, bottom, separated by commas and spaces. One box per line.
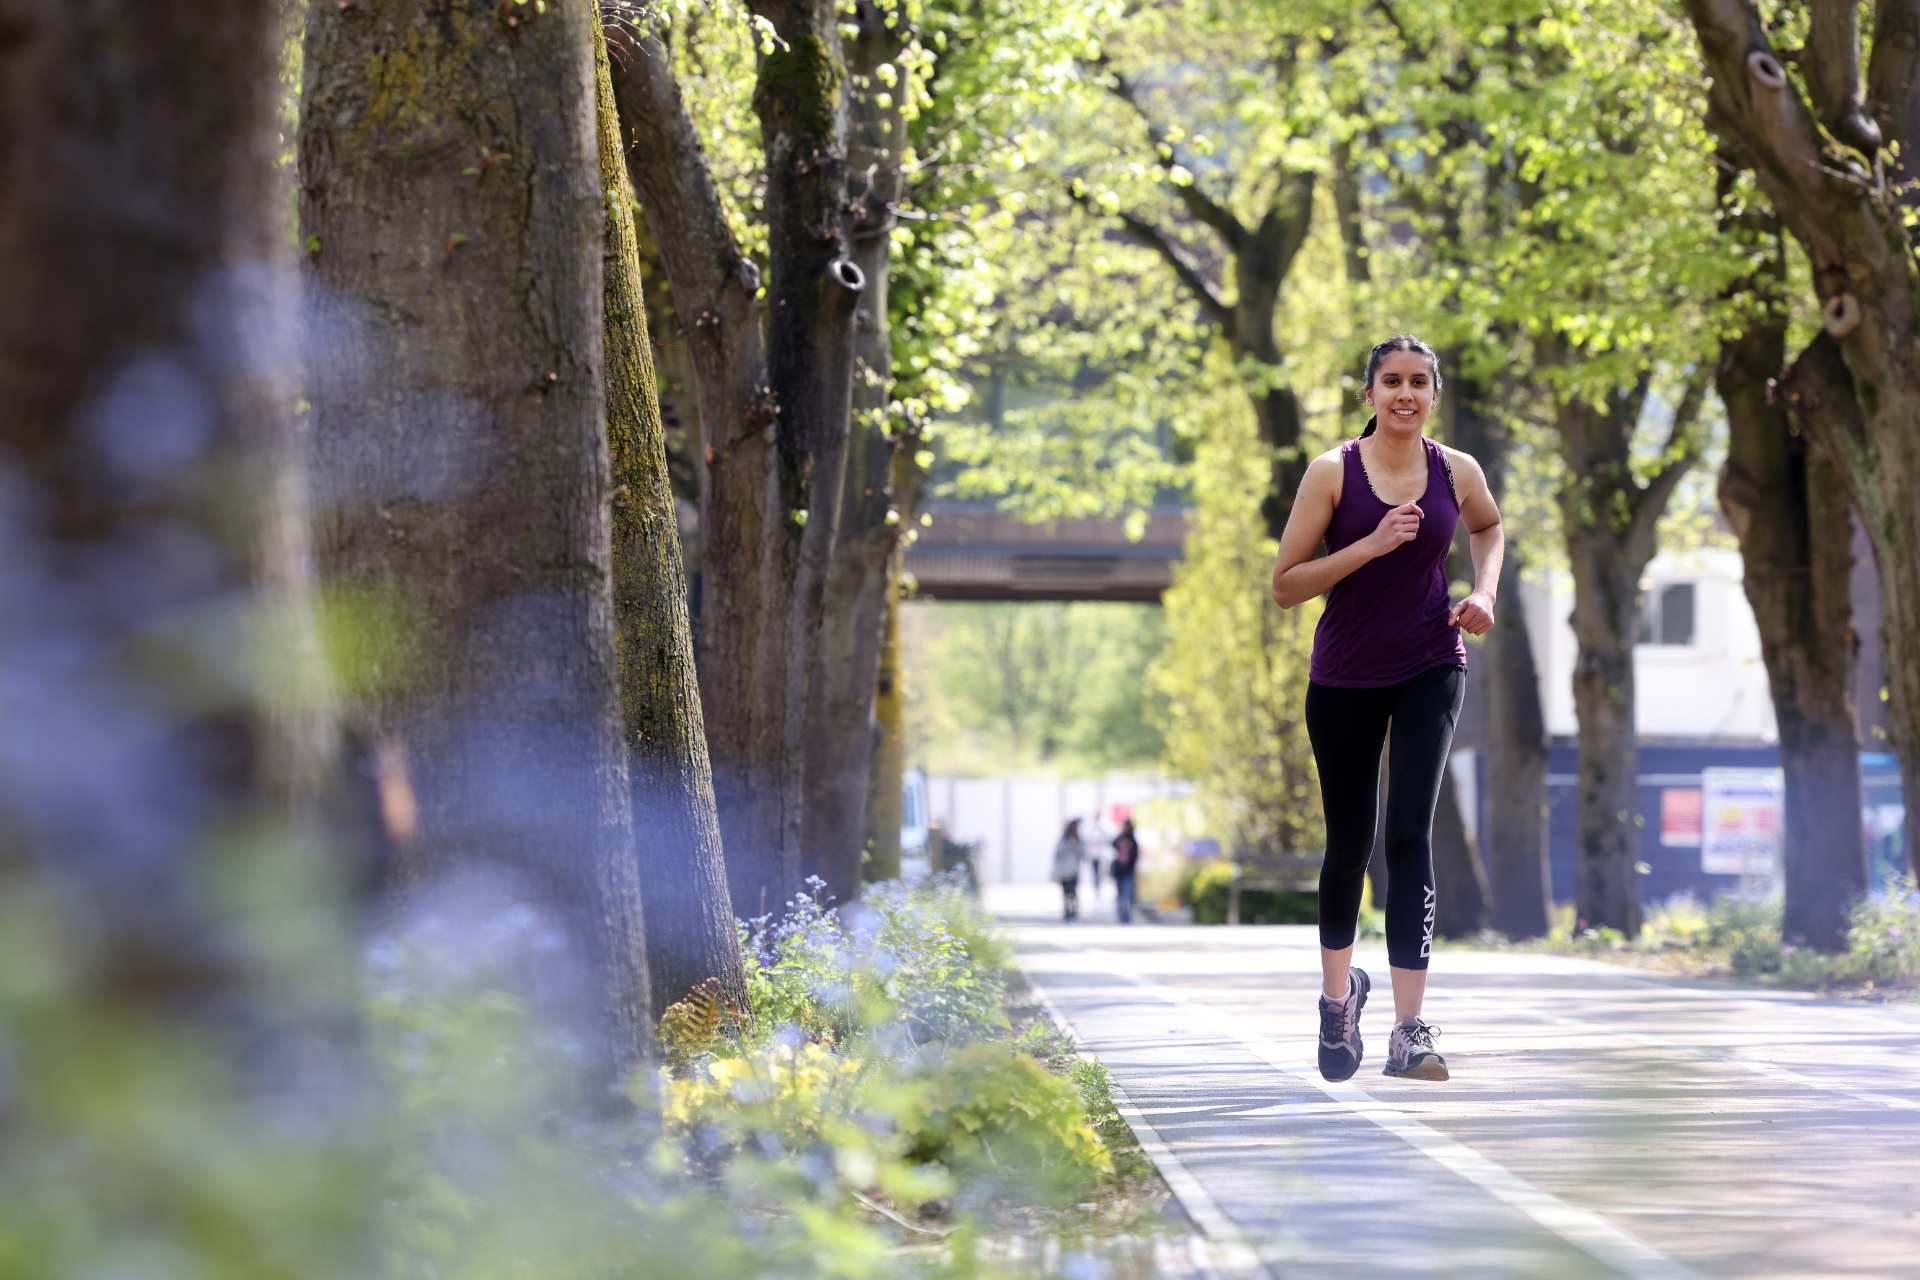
1308, 437, 1468, 688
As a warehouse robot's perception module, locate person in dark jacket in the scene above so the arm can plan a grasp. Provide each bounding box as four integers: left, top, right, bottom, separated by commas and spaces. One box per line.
1110, 818, 1140, 923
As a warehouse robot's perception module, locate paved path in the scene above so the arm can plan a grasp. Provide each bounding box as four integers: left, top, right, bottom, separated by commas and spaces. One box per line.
988, 883, 1920, 1279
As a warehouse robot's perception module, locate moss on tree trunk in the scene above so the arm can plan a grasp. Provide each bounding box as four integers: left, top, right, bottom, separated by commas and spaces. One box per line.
593, 21, 747, 1015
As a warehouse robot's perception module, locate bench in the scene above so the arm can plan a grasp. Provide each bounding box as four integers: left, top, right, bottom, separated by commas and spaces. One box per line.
1226, 850, 1321, 925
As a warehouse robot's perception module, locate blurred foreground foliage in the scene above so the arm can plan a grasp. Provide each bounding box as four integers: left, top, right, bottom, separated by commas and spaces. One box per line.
1, 874, 1149, 1277
381, 873, 1133, 1277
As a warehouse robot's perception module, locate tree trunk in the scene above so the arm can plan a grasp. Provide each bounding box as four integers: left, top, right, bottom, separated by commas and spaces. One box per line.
1233, 212, 1312, 541
0, 8, 368, 1262
1483, 542, 1552, 937
864, 559, 908, 881
1565, 522, 1644, 936
1720, 268, 1865, 950
0, 0, 340, 1034
1430, 758, 1490, 937
608, 26, 775, 917
594, 26, 745, 1015
1433, 536, 1490, 940
744, 0, 865, 910
1559, 396, 1649, 939
301, 0, 654, 1073
1099, 74, 1315, 539
1681, 0, 1920, 880
1445, 370, 1551, 938
1552, 362, 1704, 938
799, 3, 907, 904
1420, 356, 1497, 939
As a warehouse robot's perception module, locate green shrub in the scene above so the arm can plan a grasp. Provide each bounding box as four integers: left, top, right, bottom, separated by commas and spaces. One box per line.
1846, 876, 1920, 982
1182, 860, 1317, 925
1703, 895, 1785, 977
657, 874, 1122, 1244
1068, 1056, 1151, 1182
1538, 882, 1920, 992
900, 1042, 1112, 1207
738, 873, 1008, 1050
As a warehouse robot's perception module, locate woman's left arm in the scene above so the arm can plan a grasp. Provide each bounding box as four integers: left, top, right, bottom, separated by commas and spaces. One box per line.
1448, 452, 1503, 636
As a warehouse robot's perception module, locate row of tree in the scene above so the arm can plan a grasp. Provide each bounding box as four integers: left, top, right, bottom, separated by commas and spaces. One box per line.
14, 0, 1920, 1106
903, 0, 1919, 951
605, 0, 1920, 957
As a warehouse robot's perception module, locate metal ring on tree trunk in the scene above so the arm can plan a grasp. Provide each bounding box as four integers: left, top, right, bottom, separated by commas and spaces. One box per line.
1823, 292, 1861, 338
827, 255, 866, 294
1747, 50, 1787, 90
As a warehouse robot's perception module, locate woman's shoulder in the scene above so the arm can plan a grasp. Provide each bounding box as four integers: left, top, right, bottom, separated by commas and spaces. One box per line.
1306, 444, 1353, 504
1432, 440, 1486, 494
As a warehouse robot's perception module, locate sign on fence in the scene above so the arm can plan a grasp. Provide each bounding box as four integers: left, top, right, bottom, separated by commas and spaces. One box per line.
1700, 767, 1783, 881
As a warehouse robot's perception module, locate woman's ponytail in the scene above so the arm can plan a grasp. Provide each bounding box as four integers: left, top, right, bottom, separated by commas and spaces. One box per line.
1361, 414, 1377, 438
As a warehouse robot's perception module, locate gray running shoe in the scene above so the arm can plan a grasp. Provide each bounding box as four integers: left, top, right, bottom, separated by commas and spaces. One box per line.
1315, 968, 1370, 1082
1383, 1017, 1449, 1081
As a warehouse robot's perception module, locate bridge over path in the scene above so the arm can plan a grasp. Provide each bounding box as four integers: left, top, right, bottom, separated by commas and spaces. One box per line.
904, 499, 1189, 603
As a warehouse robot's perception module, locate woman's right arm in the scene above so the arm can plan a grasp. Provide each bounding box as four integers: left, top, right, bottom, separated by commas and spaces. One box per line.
1270, 455, 1420, 608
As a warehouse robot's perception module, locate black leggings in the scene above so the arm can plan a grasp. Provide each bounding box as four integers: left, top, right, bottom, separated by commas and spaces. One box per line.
1305, 665, 1465, 971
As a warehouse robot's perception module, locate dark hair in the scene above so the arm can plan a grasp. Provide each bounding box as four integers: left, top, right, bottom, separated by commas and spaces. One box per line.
1360, 334, 1443, 438
1062, 818, 1081, 840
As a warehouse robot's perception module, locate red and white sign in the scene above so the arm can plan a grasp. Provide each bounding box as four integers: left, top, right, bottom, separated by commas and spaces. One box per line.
1660, 788, 1702, 848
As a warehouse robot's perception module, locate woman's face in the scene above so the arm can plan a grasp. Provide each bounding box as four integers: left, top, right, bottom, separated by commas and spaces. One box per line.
1365, 351, 1438, 435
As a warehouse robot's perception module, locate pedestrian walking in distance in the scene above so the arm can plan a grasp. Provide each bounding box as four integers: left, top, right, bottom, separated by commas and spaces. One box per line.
1270, 335, 1504, 1083
1110, 818, 1141, 924
1052, 819, 1087, 920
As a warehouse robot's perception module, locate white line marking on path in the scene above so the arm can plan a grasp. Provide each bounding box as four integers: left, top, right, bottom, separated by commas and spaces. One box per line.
1505, 998, 1920, 1115
1023, 976, 1276, 1279
1063, 950, 1706, 1280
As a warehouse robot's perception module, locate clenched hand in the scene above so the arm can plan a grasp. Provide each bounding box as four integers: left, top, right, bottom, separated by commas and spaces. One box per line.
1448, 590, 1495, 635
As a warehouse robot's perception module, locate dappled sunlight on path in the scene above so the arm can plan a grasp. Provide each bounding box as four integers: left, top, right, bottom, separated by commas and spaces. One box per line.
989, 883, 1920, 1278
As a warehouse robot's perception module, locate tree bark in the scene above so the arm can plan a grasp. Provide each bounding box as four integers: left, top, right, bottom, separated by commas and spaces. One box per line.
799, 2, 907, 903
594, 26, 746, 1015
1716, 211, 1865, 950
301, 0, 654, 1072
1101, 70, 1316, 536
1417, 354, 1496, 939
0, 0, 344, 1054
1566, 539, 1643, 936
1482, 540, 1552, 936
744, 0, 865, 911
1755, 332, 1874, 946
864, 555, 908, 882
1683, 0, 1920, 879
1430, 755, 1490, 937
1446, 371, 1551, 938
615, 5, 866, 916
1555, 373, 1706, 937
608, 24, 775, 916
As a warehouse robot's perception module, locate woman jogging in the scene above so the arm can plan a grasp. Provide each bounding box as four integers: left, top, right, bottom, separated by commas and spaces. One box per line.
1269, 335, 1504, 1083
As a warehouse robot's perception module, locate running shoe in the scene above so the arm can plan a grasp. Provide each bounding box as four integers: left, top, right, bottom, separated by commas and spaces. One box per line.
1383, 1016, 1449, 1081
1315, 967, 1370, 1082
